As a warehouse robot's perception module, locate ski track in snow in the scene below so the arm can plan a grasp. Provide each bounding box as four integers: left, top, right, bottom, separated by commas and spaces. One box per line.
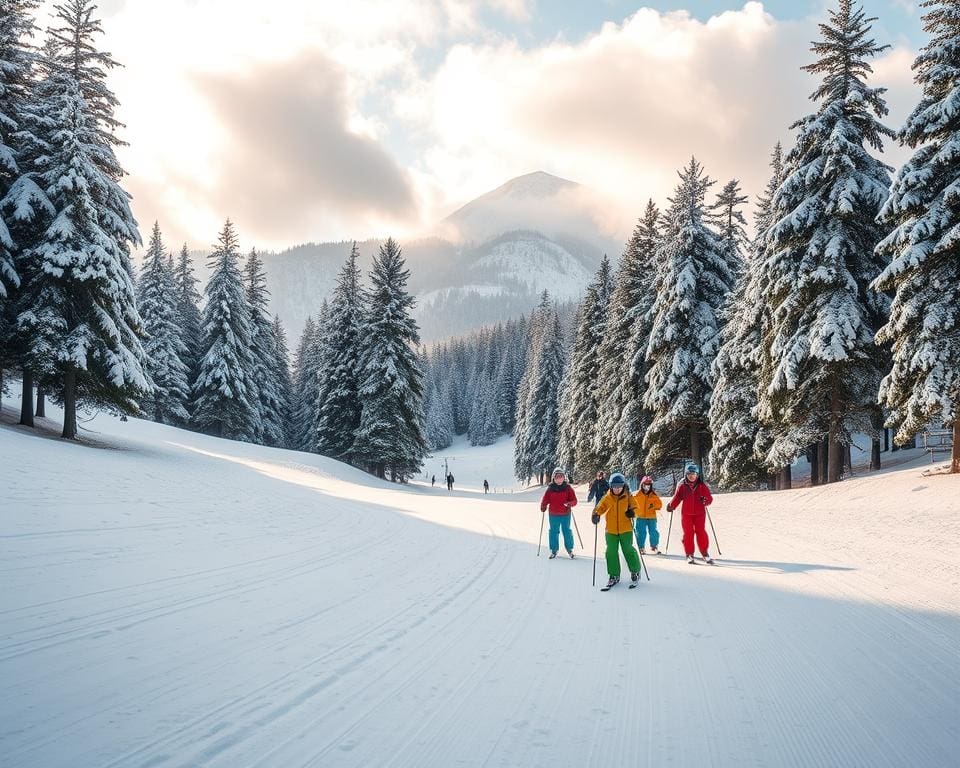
1, 408, 959, 767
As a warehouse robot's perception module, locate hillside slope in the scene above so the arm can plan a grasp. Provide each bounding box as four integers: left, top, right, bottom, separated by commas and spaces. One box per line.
1, 408, 958, 767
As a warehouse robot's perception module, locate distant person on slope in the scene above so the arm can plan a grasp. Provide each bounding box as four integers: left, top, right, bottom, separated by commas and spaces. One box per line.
591, 473, 642, 588
666, 463, 714, 564
483, 479, 489, 494
431, 475, 436, 487
633, 475, 663, 554
540, 468, 578, 559
587, 471, 609, 508
447, 473, 455, 491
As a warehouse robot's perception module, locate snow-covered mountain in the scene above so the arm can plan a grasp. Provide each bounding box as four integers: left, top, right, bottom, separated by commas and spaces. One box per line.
256, 172, 619, 343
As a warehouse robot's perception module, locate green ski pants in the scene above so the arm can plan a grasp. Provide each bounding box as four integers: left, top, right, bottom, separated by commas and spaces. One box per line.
605, 531, 641, 578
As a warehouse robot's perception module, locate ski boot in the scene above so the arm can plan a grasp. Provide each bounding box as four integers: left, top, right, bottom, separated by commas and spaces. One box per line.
567, 549, 575, 559
649, 546, 660, 554
549, 551, 557, 559
686, 554, 695, 564
702, 553, 715, 565
601, 576, 620, 591
630, 571, 640, 583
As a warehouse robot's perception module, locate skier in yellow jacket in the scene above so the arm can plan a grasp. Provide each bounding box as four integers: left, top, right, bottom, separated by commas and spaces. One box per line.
633, 475, 663, 554
591, 473, 642, 589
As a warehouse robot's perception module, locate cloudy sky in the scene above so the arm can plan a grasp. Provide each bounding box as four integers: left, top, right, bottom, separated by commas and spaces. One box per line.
38, 1, 926, 252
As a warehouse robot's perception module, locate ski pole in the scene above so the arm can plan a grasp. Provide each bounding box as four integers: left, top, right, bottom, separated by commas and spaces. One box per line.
664, 508, 674, 555
592, 521, 598, 586
569, 508, 584, 550
706, 509, 722, 556
638, 547, 650, 581
537, 508, 546, 557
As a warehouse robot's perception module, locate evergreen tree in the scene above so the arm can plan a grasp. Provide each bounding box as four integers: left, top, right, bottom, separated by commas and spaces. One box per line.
643, 158, 735, 471
557, 256, 612, 479
291, 314, 322, 451
468, 340, 502, 446
137, 222, 189, 424
597, 201, 661, 479
757, 0, 893, 483
18, 12, 147, 438
873, 0, 960, 473
172, 244, 203, 388
424, 375, 454, 451
351, 238, 427, 481
0, 0, 50, 425
711, 179, 750, 268
314, 242, 364, 462
525, 312, 566, 480
710, 145, 784, 489
191, 220, 259, 441
270, 314, 294, 448
514, 291, 551, 482
244, 248, 286, 446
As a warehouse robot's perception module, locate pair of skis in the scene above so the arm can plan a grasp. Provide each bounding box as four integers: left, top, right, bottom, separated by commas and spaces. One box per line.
600, 577, 639, 591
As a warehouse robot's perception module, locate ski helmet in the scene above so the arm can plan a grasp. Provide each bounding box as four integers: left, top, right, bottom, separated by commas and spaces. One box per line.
684, 462, 700, 475
609, 472, 627, 488
552, 467, 566, 479
640, 475, 654, 487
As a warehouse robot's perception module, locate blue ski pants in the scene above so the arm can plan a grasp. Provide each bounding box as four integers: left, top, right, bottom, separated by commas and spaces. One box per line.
548, 513, 574, 553
635, 517, 660, 549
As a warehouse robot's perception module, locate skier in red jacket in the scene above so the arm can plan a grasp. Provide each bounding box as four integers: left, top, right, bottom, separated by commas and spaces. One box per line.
667, 462, 714, 564
540, 467, 578, 559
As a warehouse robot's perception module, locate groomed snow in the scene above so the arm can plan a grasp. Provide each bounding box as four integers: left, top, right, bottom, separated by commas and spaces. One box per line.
1, 405, 958, 768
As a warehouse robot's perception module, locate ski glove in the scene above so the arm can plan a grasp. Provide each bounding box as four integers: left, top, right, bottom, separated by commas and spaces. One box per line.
625, 508, 635, 519
666, 504, 673, 513
591, 513, 600, 525
699, 496, 707, 504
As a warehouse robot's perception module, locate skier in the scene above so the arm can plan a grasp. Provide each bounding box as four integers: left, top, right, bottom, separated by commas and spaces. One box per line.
431, 475, 436, 487
587, 470, 609, 508
540, 467, 578, 559
666, 462, 714, 564
483, 479, 489, 494
591, 472, 642, 588
633, 475, 663, 553
447, 472, 455, 491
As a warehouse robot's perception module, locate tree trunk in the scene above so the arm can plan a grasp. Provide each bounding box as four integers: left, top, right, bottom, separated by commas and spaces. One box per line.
36, 387, 46, 418
952, 420, 960, 474
767, 471, 777, 490
779, 464, 792, 490
870, 438, 881, 471
19, 368, 34, 427
62, 367, 78, 439
827, 389, 842, 483
819, 436, 829, 483
809, 443, 820, 487
883, 428, 890, 454
845, 443, 853, 477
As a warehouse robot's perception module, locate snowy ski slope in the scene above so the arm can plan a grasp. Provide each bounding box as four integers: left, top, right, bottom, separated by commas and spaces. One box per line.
1, 407, 958, 768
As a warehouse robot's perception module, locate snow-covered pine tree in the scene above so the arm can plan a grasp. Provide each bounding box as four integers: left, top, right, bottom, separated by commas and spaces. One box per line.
191, 220, 259, 441
173, 244, 203, 388
757, 0, 893, 483
596, 201, 661, 480
873, 0, 960, 474
244, 248, 286, 446
525, 311, 566, 482
710, 179, 749, 270
643, 158, 735, 472
493, 317, 527, 433
270, 314, 294, 448
514, 291, 551, 482
468, 339, 502, 446
290, 314, 322, 451
351, 238, 427, 481
137, 222, 190, 424
0, 0, 40, 302
19, 16, 147, 438
557, 256, 612, 479
710, 146, 783, 490
0, 0, 51, 425
314, 242, 364, 462
424, 374, 454, 451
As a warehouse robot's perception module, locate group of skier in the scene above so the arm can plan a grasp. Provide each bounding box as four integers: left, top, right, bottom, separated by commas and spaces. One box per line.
539, 463, 715, 590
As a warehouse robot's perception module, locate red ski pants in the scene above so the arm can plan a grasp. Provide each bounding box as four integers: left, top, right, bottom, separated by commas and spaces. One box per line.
681, 513, 709, 556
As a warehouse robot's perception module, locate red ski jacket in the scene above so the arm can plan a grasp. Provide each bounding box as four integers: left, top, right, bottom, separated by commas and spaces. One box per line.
540, 483, 578, 516
668, 480, 713, 516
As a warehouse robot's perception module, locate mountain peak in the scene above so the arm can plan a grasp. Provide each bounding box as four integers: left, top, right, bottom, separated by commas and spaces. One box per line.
482, 171, 579, 201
